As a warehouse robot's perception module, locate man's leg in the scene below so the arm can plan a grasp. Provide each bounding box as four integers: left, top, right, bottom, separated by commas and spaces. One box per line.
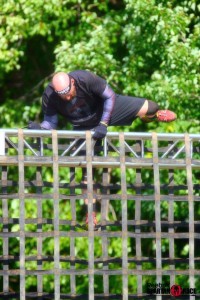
137, 100, 177, 122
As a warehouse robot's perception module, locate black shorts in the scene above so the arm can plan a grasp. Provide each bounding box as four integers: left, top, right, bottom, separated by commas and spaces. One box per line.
73, 95, 146, 130
109, 95, 146, 126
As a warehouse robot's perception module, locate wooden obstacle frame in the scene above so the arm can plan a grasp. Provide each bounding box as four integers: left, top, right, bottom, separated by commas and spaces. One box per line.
0, 129, 199, 299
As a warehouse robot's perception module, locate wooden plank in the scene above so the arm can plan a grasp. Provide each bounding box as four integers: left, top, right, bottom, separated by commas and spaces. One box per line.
119, 133, 128, 300
18, 129, 25, 300
152, 132, 162, 299
135, 167, 142, 294
36, 164, 43, 294
168, 141, 175, 287
0, 131, 5, 155
52, 130, 60, 300
69, 166, 76, 295
85, 131, 94, 300
0, 155, 199, 169
185, 134, 195, 297
101, 166, 110, 295
2, 164, 9, 293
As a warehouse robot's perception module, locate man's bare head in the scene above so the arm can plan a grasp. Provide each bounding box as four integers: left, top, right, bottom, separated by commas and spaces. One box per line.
52, 72, 76, 101
52, 72, 70, 93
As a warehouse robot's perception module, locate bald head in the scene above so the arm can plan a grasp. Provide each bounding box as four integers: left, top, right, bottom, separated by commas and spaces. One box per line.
52, 72, 70, 92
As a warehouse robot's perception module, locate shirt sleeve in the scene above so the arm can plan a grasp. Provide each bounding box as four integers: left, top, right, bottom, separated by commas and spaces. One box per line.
41, 84, 59, 129
42, 84, 58, 116
100, 85, 116, 124
84, 72, 115, 124
41, 114, 58, 129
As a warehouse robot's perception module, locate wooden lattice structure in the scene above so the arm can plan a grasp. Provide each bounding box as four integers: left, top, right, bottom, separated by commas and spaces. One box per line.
0, 129, 199, 299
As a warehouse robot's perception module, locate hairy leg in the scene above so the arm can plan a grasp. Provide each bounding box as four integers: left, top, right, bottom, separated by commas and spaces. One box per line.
137, 99, 159, 122
137, 100, 177, 123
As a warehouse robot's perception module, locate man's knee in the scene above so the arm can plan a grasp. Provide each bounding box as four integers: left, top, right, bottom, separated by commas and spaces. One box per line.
146, 100, 160, 116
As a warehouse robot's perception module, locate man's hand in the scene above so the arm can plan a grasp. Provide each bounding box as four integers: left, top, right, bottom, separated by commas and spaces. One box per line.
27, 121, 41, 129
93, 122, 107, 139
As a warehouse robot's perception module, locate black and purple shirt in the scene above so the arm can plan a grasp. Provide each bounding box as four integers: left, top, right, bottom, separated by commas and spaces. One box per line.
41, 70, 115, 129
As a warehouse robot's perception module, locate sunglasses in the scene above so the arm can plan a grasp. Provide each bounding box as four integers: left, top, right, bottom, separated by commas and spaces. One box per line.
55, 78, 72, 96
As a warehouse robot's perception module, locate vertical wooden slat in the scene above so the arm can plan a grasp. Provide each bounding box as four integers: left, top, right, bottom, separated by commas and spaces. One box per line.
101, 166, 110, 296
135, 139, 143, 295
119, 133, 128, 300
152, 133, 162, 300
86, 131, 94, 300
52, 130, 60, 300
36, 162, 43, 293
18, 129, 25, 300
36, 167, 43, 295
0, 132, 5, 155
185, 134, 195, 299
0, 133, 8, 292
69, 167, 76, 295
36, 131, 43, 295
168, 141, 175, 287
135, 168, 142, 295
2, 165, 9, 293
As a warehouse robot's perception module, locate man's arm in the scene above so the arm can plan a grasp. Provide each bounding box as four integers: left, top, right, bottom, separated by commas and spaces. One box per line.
41, 84, 59, 129
41, 114, 58, 129
93, 84, 116, 140
100, 84, 116, 125
27, 114, 58, 130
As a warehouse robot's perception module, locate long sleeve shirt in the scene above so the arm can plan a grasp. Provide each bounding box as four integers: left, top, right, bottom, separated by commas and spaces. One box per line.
41, 70, 116, 129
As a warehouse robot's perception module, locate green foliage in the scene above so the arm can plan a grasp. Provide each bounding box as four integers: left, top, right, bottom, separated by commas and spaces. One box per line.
0, 0, 77, 73
1, 0, 199, 130
122, 0, 200, 121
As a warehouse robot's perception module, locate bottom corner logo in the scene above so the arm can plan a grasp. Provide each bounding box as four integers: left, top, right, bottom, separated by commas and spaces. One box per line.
170, 285, 182, 297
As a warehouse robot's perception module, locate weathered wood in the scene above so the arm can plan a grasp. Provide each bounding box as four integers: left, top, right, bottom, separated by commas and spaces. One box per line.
0, 130, 199, 299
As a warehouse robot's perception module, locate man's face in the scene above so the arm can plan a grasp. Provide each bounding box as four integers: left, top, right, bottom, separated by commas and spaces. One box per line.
55, 78, 76, 101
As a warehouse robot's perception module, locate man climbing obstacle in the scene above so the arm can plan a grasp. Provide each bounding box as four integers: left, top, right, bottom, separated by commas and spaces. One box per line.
28, 70, 177, 226
34, 70, 176, 133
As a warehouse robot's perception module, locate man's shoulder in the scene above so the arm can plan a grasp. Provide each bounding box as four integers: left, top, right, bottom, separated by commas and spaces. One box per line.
69, 70, 93, 79
69, 70, 91, 75
43, 83, 59, 104
43, 83, 54, 95
69, 70, 106, 86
